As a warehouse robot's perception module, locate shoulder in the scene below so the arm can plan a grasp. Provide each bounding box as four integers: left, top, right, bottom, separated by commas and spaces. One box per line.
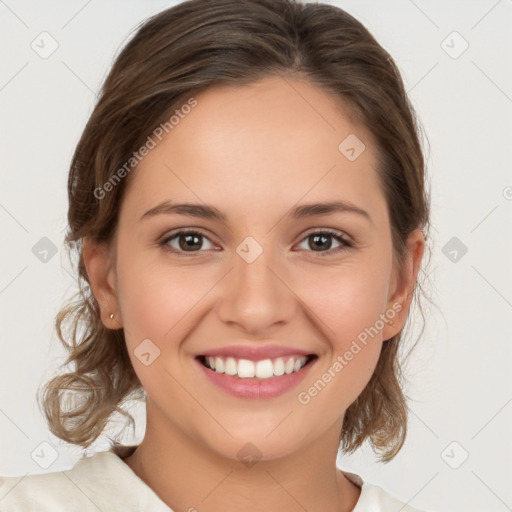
342, 470, 429, 512
0, 446, 170, 512
358, 482, 427, 511
0, 467, 101, 512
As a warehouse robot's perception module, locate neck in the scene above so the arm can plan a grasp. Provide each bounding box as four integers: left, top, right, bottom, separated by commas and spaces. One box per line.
122, 402, 360, 512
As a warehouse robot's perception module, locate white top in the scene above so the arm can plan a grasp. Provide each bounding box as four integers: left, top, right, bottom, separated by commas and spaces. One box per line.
0, 446, 426, 511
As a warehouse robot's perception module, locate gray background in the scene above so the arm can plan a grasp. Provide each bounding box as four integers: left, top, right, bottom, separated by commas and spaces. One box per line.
1, 1, 511, 511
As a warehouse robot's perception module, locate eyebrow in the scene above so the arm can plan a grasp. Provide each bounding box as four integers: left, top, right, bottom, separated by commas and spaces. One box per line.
139, 200, 373, 225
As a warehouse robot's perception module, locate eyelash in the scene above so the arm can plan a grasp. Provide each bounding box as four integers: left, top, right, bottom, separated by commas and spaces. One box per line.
158, 228, 354, 258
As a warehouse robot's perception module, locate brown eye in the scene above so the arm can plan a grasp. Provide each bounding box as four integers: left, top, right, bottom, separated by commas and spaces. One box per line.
160, 229, 215, 255
296, 230, 352, 256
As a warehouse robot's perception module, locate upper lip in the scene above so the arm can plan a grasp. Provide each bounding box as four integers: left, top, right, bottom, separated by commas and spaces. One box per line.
198, 344, 315, 361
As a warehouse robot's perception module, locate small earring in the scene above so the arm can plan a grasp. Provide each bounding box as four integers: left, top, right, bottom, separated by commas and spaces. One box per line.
109, 312, 115, 319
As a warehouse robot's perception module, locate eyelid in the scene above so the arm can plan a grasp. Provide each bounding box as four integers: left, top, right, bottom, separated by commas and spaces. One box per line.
301, 227, 353, 244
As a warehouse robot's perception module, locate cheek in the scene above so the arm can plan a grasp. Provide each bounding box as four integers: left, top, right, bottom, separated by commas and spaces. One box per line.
114, 254, 214, 421
299, 259, 391, 347
116, 253, 209, 344
294, 261, 390, 407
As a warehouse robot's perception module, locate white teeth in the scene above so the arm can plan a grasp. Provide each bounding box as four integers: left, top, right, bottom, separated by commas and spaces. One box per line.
255, 359, 273, 379
214, 357, 224, 374
273, 357, 285, 376
284, 357, 295, 374
237, 359, 255, 378
204, 355, 309, 379
224, 357, 237, 375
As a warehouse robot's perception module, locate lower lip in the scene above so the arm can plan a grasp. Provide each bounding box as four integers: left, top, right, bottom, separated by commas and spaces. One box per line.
196, 357, 316, 399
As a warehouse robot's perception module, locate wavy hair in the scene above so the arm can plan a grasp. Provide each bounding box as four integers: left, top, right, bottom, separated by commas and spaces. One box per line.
37, 0, 432, 463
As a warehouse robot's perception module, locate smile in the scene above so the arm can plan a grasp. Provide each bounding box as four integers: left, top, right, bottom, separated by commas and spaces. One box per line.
199, 354, 313, 379
195, 354, 318, 399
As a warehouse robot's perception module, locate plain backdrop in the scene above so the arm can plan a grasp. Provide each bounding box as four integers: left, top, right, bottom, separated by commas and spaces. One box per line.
1, 1, 511, 511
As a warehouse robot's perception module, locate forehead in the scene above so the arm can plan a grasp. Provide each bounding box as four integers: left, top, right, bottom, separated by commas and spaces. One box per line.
121, 75, 387, 227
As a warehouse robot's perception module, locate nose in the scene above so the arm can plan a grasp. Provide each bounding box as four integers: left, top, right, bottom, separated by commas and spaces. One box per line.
216, 245, 297, 335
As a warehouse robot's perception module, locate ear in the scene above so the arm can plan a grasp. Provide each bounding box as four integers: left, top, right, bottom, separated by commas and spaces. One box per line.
82, 237, 123, 329
381, 227, 425, 341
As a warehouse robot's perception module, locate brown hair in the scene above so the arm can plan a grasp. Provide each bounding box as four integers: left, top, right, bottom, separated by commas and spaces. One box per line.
37, 0, 432, 463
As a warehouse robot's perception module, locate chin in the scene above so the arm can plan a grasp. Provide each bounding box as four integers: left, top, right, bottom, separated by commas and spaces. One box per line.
197, 419, 311, 465
216, 437, 301, 465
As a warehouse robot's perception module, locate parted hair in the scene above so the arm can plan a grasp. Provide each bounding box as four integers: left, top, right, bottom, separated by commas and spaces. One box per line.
37, 0, 431, 462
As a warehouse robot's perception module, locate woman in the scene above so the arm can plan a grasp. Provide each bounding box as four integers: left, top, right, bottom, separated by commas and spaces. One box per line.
0, 0, 432, 510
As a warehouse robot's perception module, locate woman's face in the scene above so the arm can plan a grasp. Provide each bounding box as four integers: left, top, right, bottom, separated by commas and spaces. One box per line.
90, 75, 423, 462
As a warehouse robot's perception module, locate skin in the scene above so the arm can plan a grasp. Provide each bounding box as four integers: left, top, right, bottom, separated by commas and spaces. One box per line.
83, 75, 424, 512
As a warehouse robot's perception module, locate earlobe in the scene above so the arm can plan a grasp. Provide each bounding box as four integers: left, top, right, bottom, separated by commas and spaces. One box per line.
381, 228, 425, 341
81, 237, 122, 329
